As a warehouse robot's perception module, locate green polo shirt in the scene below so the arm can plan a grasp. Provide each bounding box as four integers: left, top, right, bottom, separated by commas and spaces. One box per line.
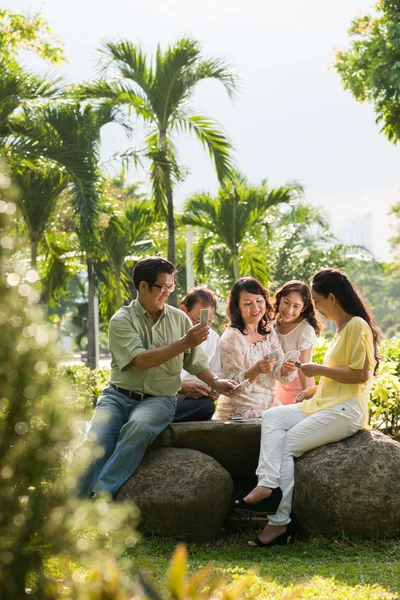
108, 299, 209, 397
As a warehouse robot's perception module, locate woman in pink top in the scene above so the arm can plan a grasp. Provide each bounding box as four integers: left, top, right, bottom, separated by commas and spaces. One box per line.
274, 281, 322, 405
213, 277, 297, 420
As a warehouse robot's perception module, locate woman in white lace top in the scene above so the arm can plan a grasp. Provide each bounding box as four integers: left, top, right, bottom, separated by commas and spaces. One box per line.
213, 277, 297, 420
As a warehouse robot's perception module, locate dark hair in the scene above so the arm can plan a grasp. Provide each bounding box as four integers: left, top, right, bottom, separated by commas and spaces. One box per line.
312, 268, 381, 375
274, 280, 322, 335
133, 256, 176, 291
180, 286, 218, 312
227, 277, 273, 335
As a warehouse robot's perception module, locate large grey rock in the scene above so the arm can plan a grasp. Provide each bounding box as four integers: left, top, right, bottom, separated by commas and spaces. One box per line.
116, 447, 233, 541
293, 429, 400, 538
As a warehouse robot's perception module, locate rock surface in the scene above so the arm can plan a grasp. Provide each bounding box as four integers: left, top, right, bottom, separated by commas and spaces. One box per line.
293, 429, 400, 538
155, 420, 261, 500
116, 447, 233, 541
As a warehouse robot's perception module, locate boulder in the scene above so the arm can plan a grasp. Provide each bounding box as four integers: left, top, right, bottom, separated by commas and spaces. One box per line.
293, 429, 400, 538
155, 421, 261, 499
116, 447, 233, 542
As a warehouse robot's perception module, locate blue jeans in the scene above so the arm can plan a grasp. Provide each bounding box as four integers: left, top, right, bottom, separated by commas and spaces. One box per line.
76, 384, 177, 498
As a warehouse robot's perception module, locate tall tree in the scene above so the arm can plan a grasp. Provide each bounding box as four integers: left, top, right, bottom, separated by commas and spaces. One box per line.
181, 174, 302, 290
10, 158, 69, 268
334, 0, 400, 144
76, 38, 237, 305
11, 101, 126, 368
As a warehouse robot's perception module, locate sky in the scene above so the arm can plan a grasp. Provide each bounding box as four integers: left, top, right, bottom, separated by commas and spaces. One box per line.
12, 0, 399, 260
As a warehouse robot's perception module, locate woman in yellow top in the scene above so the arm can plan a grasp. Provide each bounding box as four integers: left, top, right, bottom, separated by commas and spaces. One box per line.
235, 268, 380, 548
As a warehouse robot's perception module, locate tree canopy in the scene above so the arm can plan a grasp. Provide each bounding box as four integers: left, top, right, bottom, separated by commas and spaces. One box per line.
334, 0, 400, 144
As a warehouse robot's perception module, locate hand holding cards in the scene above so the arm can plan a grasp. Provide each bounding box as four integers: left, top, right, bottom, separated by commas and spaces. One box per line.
263, 349, 300, 368
232, 378, 249, 391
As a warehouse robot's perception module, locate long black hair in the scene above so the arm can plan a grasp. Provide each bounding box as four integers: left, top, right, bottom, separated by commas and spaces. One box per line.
274, 280, 323, 335
227, 277, 274, 335
312, 268, 381, 375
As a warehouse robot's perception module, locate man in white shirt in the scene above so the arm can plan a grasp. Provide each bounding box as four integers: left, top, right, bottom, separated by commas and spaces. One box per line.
173, 287, 222, 422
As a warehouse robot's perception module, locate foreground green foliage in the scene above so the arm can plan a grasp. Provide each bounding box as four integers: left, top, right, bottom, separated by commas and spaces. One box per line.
0, 202, 139, 599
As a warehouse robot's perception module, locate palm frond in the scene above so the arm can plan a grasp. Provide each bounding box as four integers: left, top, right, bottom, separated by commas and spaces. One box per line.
174, 114, 234, 182
0, 62, 63, 137
153, 38, 201, 122
9, 158, 69, 242
98, 40, 154, 96
70, 79, 154, 123
184, 57, 238, 99
192, 232, 217, 276
40, 232, 75, 306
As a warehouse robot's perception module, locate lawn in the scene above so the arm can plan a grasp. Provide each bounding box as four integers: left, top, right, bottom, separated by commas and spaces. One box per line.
123, 532, 400, 599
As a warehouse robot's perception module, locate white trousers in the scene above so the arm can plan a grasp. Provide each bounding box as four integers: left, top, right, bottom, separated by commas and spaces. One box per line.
256, 398, 364, 526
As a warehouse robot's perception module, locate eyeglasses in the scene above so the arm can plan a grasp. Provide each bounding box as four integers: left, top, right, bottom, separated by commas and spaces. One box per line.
153, 283, 176, 295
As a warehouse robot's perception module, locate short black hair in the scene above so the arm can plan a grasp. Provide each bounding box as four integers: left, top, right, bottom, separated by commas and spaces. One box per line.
180, 286, 218, 312
133, 257, 176, 290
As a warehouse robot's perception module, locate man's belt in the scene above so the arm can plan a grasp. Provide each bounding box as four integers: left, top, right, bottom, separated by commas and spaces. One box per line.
109, 382, 152, 401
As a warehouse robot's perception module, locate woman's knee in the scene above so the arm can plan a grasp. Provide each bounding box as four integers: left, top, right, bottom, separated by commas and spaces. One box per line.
262, 405, 288, 427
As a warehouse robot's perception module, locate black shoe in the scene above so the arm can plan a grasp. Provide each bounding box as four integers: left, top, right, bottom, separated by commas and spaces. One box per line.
251, 520, 297, 548
234, 487, 283, 515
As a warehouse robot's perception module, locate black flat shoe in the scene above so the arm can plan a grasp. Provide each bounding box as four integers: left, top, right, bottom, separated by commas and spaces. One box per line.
234, 487, 283, 515
251, 520, 296, 548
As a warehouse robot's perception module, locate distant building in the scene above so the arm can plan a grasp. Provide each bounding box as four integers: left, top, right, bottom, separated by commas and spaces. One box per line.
337, 213, 374, 253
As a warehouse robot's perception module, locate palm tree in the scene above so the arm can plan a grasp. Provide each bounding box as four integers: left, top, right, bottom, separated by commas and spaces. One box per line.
76, 38, 237, 304
10, 158, 69, 268
181, 174, 303, 287
101, 199, 155, 309
10, 101, 127, 368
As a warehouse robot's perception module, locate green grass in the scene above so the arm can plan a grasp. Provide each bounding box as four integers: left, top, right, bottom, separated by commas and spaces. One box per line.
122, 532, 400, 599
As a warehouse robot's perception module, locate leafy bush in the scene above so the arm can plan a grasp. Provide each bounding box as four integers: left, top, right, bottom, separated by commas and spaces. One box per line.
55, 364, 110, 414
381, 337, 400, 379
369, 362, 400, 432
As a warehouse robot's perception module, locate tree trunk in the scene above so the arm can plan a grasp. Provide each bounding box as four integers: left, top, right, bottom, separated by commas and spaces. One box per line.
31, 237, 38, 269
160, 128, 177, 307
86, 257, 98, 370
115, 268, 122, 308
232, 251, 240, 281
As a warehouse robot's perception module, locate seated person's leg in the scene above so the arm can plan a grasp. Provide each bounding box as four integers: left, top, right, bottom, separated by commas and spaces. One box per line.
95, 394, 177, 497
174, 394, 215, 423
73, 386, 127, 498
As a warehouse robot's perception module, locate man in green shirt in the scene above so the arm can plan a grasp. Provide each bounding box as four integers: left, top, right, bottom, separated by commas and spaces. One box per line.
77, 257, 236, 498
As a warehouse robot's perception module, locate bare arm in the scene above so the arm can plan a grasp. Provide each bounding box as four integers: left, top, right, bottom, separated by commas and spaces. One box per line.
133, 323, 208, 371
299, 356, 370, 384
297, 346, 314, 390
